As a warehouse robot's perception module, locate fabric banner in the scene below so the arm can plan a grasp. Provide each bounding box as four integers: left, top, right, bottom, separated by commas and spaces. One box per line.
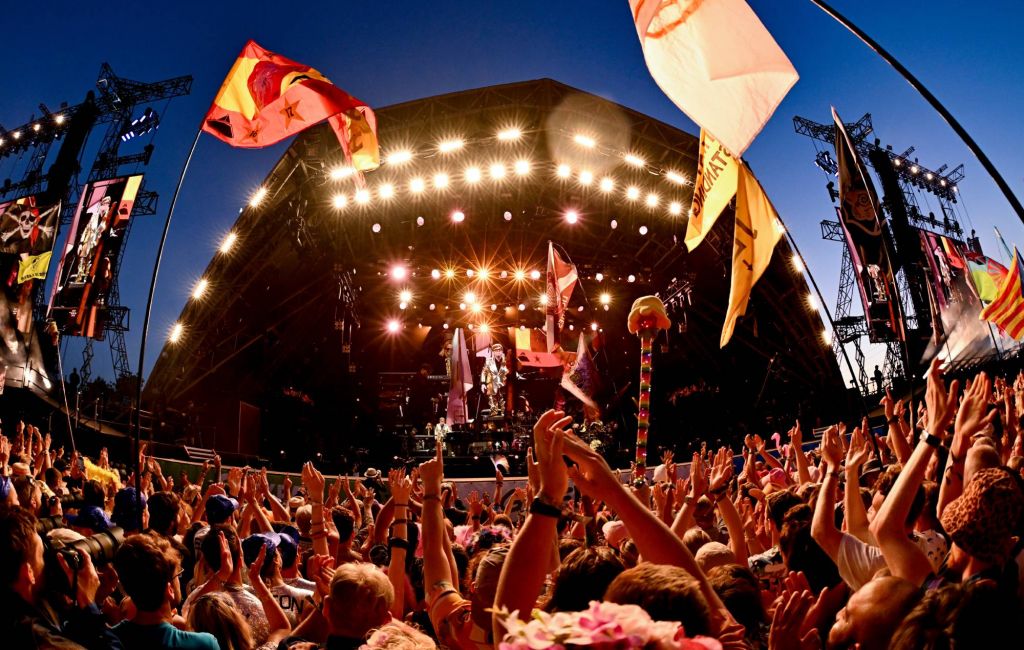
981, 249, 1024, 339
686, 130, 740, 251
965, 252, 1008, 303
560, 333, 600, 411
834, 108, 902, 343
629, 0, 798, 158
0, 198, 60, 257
204, 40, 379, 171
546, 241, 578, 327
18, 251, 52, 284
446, 328, 474, 424
720, 165, 783, 347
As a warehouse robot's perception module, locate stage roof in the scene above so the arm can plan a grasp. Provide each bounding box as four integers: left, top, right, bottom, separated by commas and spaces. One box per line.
144, 79, 845, 458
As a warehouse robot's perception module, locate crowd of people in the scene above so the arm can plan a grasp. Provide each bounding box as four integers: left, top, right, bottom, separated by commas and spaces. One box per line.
1, 356, 1023, 649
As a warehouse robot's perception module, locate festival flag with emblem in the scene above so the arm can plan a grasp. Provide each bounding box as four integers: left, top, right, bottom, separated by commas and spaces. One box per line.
446, 328, 474, 424
203, 40, 379, 171
687, 129, 741, 251
980, 248, 1024, 339
546, 241, 578, 348
629, 0, 798, 158
721, 165, 783, 347
560, 332, 600, 411
964, 252, 1008, 303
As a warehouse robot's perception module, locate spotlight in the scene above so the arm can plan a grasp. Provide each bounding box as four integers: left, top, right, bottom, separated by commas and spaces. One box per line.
387, 150, 413, 165
431, 269, 441, 279
192, 278, 209, 300
443, 323, 450, 330
386, 320, 401, 333
219, 231, 238, 254
500, 270, 508, 278
33, 123, 40, 132
330, 166, 355, 180
452, 210, 466, 223
595, 273, 604, 282
354, 188, 371, 204
438, 138, 464, 153
807, 294, 819, 312
791, 254, 804, 273
332, 194, 348, 209
514, 269, 526, 281
610, 219, 618, 230
169, 322, 184, 343
489, 163, 506, 179
54, 114, 65, 125
416, 216, 425, 226
669, 201, 682, 216
490, 304, 497, 311
577, 305, 584, 312
445, 268, 456, 279
565, 210, 579, 224
497, 127, 522, 141
391, 266, 408, 280
926, 172, 934, 181
573, 134, 597, 148
465, 166, 482, 183
471, 303, 482, 313
599, 292, 611, 305
665, 170, 687, 185
591, 322, 598, 331
433, 172, 450, 189
480, 323, 490, 333
624, 153, 645, 167
478, 268, 490, 279
514, 159, 531, 176
466, 269, 474, 277
627, 274, 636, 283
399, 302, 408, 310
409, 177, 426, 193
429, 303, 436, 310
378, 183, 395, 199
626, 186, 640, 200
372, 223, 382, 233
518, 303, 526, 311
503, 211, 513, 221
568, 324, 575, 331
600, 177, 615, 193
893, 158, 902, 167
556, 164, 572, 178
645, 193, 659, 208
464, 291, 477, 304
249, 187, 268, 207
579, 170, 594, 186
530, 270, 541, 280
910, 165, 920, 174
639, 225, 649, 235
399, 289, 413, 303
539, 293, 550, 306
821, 330, 831, 346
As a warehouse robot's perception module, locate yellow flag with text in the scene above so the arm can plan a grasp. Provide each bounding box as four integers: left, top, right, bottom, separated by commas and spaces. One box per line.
721, 165, 783, 347
686, 130, 740, 251
18, 251, 52, 284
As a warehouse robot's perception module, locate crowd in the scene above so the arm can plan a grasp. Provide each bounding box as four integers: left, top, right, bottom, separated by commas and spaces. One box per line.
1, 356, 1023, 649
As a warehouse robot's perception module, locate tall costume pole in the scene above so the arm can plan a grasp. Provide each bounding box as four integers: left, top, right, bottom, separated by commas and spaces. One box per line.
808, 0, 1024, 225
627, 296, 671, 481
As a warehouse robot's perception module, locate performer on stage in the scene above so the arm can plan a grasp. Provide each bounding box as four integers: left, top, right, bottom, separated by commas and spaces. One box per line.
73, 195, 112, 283
439, 336, 453, 378
434, 417, 451, 456
481, 342, 509, 417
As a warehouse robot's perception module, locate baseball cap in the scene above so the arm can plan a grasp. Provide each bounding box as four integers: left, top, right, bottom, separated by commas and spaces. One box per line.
242, 532, 281, 566
112, 487, 147, 531
206, 494, 238, 524
68, 504, 111, 532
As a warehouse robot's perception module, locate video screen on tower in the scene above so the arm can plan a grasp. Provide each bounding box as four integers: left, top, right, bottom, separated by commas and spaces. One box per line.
48, 175, 142, 339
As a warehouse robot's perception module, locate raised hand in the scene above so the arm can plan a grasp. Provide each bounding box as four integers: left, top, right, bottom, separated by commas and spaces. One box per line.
301, 462, 325, 504
820, 425, 843, 470
925, 357, 959, 438
247, 543, 269, 592
768, 589, 818, 650
845, 427, 871, 470
418, 440, 445, 496
954, 370, 995, 448
467, 490, 484, 517
709, 447, 734, 493
215, 531, 233, 582
390, 468, 412, 503
282, 475, 293, 497
525, 446, 540, 494
562, 429, 624, 505
533, 410, 573, 503
689, 452, 708, 497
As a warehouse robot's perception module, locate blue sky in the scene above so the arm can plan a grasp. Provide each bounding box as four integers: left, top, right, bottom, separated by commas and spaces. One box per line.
4, 0, 1023, 381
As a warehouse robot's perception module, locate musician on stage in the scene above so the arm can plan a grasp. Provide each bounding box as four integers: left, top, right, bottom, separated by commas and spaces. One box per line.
481, 342, 509, 417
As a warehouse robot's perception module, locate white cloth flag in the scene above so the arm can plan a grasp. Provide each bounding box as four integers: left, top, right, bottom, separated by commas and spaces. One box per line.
630, 0, 799, 157
446, 328, 474, 425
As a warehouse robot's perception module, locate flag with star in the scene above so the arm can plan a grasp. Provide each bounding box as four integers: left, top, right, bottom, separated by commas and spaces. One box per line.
203, 40, 379, 171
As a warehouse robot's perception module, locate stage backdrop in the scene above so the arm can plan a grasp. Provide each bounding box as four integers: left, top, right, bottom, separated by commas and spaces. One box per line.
48, 175, 142, 339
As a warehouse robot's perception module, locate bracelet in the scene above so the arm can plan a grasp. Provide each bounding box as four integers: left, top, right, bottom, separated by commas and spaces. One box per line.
919, 431, 942, 448
825, 469, 840, 479
529, 497, 562, 519
388, 537, 410, 551
421, 494, 440, 502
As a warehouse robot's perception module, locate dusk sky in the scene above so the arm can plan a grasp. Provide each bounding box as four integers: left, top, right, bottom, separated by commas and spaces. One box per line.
4, 0, 1023, 381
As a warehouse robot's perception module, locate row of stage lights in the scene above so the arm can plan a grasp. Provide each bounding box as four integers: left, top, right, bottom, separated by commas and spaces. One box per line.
891, 157, 959, 192
789, 253, 832, 347
384, 319, 604, 335
0, 113, 67, 149
384, 264, 637, 285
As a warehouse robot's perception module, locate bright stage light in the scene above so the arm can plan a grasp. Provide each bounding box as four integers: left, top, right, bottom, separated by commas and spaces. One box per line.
600, 177, 615, 193
514, 269, 526, 281
479, 323, 490, 333
645, 193, 659, 207
465, 166, 482, 183
33, 123, 40, 132
669, 201, 682, 216
429, 303, 436, 310
579, 170, 594, 186
54, 114, 65, 125
433, 172, 450, 189
219, 231, 238, 254
466, 269, 474, 277
490, 304, 497, 311
893, 158, 902, 167
626, 186, 640, 200
417, 216, 425, 226
478, 268, 490, 279
471, 303, 482, 313
639, 225, 649, 235
249, 187, 268, 207
354, 188, 370, 204
500, 270, 508, 279
573, 133, 597, 148
792, 254, 804, 273
627, 274, 636, 283
807, 294, 819, 312
591, 322, 598, 331
169, 322, 184, 344
12, 131, 21, 140
489, 163, 506, 180
399, 302, 408, 310
332, 194, 348, 209
504, 211, 513, 221
443, 323, 450, 330
431, 269, 441, 279
514, 159, 531, 176
595, 273, 604, 282
821, 330, 831, 346
556, 164, 572, 178
497, 127, 522, 141
610, 219, 618, 230
539, 293, 549, 306
665, 170, 687, 185
464, 291, 477, 304
624, 153, 645, 168
530, 270, 541, 280
386, 320, 401, 333
399, 289, 413, 303
391, 265, 408, 280
565, 210, 579, 224
926, 172, 934, 180
452, 210, 466, 223
599, 292, 611, 305
910, 165, 920, 174
378, 183, 395, 199
372, 223, 382, 233
518, 303, 526, 311
438, 138, 464, 153
568, 324, 575, 331
330, 165, 355, 180
409, 177, 426, 193
460, 303, 467, 310
192, 278, 209, 300
445, 268, 456, 279
387, 150, 413, 165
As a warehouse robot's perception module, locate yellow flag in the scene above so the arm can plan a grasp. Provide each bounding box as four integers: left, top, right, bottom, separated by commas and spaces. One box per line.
687, 130, 740, 251
721, 166, 784, 347
18, 251, 52, 284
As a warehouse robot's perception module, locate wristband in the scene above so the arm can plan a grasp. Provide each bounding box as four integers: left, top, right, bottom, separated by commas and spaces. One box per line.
422, 494, 440, 502
529, 497, 562, 519
388, 537, 410, 551
919, 431, 942, 448
887, 416, 899, 425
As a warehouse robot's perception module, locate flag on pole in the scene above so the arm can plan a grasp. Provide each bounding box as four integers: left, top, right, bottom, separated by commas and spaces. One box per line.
687, 129, 741, 251
629, 0, 798, 158
964, 252, 1007, 303
721, 165, 783, 347
546, 241, 578, 328
980, 248, 1024, 339
446, 328, 474, 424
203, 40, 379, 171
994, 227, 1014, 262
560, 333, 600, 411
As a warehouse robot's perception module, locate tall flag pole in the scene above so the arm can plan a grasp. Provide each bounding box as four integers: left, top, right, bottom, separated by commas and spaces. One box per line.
627, 296, 670, 481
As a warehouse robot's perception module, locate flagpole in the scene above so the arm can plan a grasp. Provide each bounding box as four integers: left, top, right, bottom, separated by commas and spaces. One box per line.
132, 125, 203, 528
808, 0, 1024, 226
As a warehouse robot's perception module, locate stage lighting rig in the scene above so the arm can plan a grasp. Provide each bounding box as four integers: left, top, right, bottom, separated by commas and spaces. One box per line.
120, 107, 160, 142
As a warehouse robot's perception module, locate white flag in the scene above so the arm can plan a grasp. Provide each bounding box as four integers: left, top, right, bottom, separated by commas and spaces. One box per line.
630, 0, 798, 158
446, 328, 474, 425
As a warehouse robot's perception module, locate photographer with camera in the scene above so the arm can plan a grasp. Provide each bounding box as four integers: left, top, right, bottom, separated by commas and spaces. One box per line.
0, 505, 122, 649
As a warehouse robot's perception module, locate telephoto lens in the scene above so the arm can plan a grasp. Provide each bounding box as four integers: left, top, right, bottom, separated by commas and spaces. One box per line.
36, 515, 66, 534
58, 527, 125, 571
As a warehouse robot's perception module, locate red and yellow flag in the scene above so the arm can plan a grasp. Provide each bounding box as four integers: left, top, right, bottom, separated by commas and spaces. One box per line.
203, 41, 379, 171
980, 248, 1024, 339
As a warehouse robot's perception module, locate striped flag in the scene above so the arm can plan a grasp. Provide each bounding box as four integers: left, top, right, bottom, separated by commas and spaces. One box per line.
980, 248, 1024, 339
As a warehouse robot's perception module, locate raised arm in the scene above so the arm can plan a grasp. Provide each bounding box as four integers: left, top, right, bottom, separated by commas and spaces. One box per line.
302, 462, 330, 557
420, 441, 460, 602
843, 425, 874, 543
882, 388, 912, 464
386, 468, 412, 618
811, 425, 844, 559
710, 448, 747, 564
790, 422, 812, 486
938, 373, 996, 517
